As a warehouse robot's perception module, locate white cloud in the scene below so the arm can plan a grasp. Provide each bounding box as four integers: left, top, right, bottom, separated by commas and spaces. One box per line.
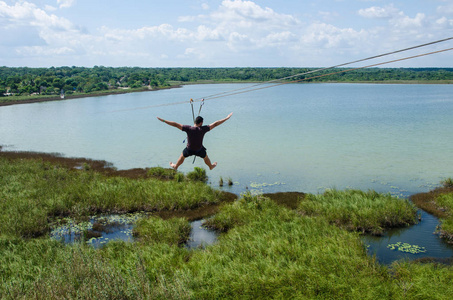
196, 25, 222, 41
437, 1, 453, 15
390, 12, 426, 29
44, 5, 57, 12
213, 0, 299, 28
57, 0, 76, 9
16, 46, 75, 56
1, 0, 452, 67
358, 4, 401, 19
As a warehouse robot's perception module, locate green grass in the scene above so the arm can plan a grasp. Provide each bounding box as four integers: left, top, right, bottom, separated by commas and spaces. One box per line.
435, 192, 453, 243
133, 216, 191, 246
298, 189, 418, 235
441, 178, 453, 188
1, 157, 453, 299
186, 167, 208, 183
0, 157, 223, 238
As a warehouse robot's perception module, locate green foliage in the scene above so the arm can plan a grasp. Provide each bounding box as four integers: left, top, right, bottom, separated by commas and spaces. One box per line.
133, 216, 191, 246
147, 166, 178, 180
186, 167, 208, 183
435, 192, 453, 242
186, 195, 393, 299
0, 157, 222, 238
441, 177, 453, 188
2, 66, 453, 100
1, 191, 453, 299
299, 189, 418, 235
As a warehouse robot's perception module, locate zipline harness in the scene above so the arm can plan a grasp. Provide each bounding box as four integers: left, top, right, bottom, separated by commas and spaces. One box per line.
186, 98, 205, 163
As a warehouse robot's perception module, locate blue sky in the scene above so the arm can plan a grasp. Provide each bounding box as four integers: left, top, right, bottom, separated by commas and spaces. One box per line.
1, 0, 453, 67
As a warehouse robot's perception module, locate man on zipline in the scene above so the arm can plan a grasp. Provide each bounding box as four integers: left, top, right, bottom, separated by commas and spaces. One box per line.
157, 112, 233, 170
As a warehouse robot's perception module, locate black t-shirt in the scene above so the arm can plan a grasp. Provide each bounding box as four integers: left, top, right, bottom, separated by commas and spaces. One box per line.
182, 125, 210, 150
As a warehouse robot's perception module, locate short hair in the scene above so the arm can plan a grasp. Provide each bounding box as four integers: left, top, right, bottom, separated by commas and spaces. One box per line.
195, 116, 203, 125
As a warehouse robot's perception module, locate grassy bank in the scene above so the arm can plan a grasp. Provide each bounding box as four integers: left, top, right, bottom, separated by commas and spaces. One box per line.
299, 189, 418, 235
1, 156, 453, 299
0, 156, 228, 238
411, 179, 453, 244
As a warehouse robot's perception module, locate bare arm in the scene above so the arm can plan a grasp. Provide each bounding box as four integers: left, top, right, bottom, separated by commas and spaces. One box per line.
209, 112, 233, 130
157, 117, 183, 130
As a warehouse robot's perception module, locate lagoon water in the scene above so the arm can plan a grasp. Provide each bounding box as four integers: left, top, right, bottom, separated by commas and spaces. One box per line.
2, 83, 453, 262
2, 83, 452, 196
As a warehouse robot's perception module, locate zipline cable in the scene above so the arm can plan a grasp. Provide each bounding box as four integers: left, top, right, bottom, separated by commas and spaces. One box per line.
106, 38, 453, 113
190, 36, 453, 102
201, 47, 453, 101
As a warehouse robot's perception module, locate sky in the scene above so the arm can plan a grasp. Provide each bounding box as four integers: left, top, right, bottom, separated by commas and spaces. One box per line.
1, 0, 453, 68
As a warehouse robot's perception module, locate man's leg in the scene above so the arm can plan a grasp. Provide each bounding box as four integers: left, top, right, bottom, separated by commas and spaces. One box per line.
170, 153, 185, 170
203, 154, 217, 170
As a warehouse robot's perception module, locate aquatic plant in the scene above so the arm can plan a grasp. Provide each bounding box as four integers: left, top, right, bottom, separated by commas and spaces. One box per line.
387, 242, 427, 254
219, 176, 224, 187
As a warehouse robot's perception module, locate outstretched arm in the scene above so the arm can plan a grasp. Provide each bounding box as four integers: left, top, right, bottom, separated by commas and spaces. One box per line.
209, 112, 233, 130
157, 117, 183, 130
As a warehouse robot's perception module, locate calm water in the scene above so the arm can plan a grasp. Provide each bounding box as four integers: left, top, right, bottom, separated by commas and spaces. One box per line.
2, 83, 453, 261
1, 83, 452, 196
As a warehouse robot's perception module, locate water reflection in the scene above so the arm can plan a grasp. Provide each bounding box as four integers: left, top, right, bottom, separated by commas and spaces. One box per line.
50, 214, 218, 250
185, 219, 218, 249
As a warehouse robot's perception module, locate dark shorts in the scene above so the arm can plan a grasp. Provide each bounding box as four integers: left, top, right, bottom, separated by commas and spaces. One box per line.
183, 146, 207, 158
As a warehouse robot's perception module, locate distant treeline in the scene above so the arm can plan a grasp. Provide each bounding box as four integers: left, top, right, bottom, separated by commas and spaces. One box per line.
1, 66, 453, 97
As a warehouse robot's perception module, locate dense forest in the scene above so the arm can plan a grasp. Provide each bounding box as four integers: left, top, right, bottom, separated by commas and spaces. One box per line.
1, 66, 453, 97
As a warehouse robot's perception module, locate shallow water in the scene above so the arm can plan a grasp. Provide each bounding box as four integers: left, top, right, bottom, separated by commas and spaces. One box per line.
50, 213, 142, 248
3, 83, 453, 262
362, 210, 452, 265
185, 219, 218, 249
50, 214, 216, 250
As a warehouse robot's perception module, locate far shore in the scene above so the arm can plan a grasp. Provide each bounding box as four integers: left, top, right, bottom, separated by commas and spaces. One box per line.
0, 85, 182, 107
1, 80, 452, 107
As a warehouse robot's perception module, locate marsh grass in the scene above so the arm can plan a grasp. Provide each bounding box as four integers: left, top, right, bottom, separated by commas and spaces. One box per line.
441, 178, 453, 188
133, 216, 191, 245
147, 166, 178, 180
186, 167, 207, 183
0, 157, 223, 238
298, 189, 418, 235
434, 192, 453, 243
410, 180, 453, 244
2, 157, 453, 299
2, 193, 453, 298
